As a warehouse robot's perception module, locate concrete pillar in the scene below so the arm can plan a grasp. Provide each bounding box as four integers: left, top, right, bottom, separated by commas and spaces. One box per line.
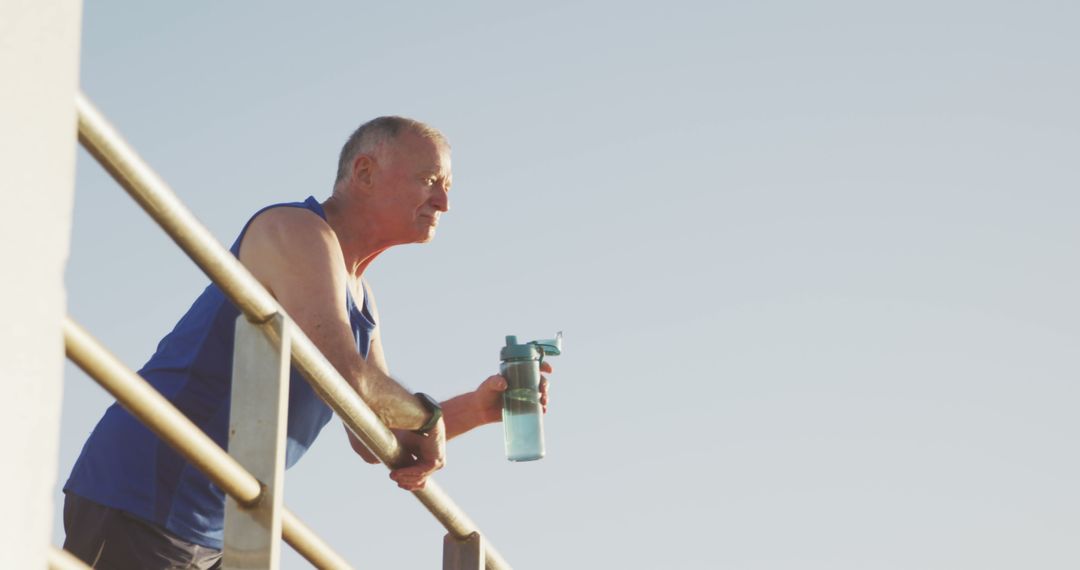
0, 1, 83, 568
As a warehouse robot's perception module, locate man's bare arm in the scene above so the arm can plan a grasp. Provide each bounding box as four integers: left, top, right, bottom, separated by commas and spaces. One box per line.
358, 285, 494, 440
440, 363, 551, 439
238, 207, 432, 431
355, 287, 549, 442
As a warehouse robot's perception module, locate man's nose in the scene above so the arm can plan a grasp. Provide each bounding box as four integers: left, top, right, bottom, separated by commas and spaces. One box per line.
431, 185, 450, 212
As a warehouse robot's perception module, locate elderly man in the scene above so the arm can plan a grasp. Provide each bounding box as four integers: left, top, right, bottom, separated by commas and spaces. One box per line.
62, 117, 551, 568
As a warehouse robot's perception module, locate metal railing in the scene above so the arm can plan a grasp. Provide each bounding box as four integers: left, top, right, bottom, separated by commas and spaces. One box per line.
65, 91, 509, 569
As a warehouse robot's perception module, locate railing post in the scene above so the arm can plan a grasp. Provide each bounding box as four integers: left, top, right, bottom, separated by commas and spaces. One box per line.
443, 532, 485, 570
224, 314, 290, 569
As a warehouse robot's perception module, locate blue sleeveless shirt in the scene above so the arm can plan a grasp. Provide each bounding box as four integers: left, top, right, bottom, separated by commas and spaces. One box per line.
65, 197, 376, 549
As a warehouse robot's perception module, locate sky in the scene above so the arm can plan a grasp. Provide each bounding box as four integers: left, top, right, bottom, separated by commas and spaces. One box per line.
57, 1, 1080, 568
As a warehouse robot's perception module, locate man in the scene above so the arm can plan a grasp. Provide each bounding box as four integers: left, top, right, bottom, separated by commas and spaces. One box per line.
63, 117, 551, 568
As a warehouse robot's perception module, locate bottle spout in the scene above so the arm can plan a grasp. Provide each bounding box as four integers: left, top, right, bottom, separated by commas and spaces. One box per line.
532, 331, 563, 356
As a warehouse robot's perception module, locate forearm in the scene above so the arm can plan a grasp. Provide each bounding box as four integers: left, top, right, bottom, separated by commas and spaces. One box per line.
314, 335, 429, 430
441, 392, 498, 440
349, 360, 430, 430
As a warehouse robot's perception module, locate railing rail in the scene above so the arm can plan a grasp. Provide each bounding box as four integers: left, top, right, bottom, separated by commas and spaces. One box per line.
73, 91, 509, 569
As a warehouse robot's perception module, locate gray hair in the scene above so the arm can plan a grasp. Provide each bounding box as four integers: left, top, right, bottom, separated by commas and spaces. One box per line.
334, 116, 448, 186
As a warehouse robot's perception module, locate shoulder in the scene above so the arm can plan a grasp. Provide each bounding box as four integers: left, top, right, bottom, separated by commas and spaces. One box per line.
244, 205, 335, 249
238, 205, 346, 298
240, 206, 343, 266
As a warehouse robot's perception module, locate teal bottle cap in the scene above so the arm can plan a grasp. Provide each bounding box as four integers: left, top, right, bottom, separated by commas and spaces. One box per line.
500, 332, 563, 360
501, 335, 540, 360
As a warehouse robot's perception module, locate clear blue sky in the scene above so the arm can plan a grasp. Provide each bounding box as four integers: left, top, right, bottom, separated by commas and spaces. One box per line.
59, 2, 1079, 568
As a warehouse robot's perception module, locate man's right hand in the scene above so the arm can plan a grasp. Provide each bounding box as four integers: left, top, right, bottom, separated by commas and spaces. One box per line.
388, 418, 446, 491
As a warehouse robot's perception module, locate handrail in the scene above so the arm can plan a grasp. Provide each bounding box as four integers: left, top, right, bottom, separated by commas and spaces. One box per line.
63, 318, 353, 570
75, 91, 510, 570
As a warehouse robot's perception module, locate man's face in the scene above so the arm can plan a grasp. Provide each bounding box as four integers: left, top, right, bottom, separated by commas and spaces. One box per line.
370, 130, 452, 245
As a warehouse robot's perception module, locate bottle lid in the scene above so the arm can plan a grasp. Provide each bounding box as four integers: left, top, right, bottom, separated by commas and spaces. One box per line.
500, 332, 563, 360
501, 335, 540, 360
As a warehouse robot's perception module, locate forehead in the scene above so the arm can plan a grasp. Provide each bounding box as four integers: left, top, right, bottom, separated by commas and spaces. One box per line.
388, 130, 451, 173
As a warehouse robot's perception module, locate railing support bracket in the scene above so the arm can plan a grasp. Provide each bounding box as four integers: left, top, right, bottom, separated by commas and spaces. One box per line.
443, 532, 485, 570
224, 314, 290, 569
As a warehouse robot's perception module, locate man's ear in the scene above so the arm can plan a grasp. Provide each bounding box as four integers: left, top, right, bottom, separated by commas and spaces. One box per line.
351, 153, 376, 189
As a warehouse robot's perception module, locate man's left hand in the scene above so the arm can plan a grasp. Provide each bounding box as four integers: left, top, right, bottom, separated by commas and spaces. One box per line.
473, 361, 552, 424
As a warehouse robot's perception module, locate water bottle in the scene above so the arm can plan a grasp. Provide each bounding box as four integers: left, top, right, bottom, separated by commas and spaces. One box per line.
500, 332, 562, 461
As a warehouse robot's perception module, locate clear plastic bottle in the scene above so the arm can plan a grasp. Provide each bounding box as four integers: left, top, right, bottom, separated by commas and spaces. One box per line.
500, 333, 562, 461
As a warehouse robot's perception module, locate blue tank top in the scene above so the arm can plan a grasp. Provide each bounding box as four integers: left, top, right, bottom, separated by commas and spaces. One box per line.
65, 196, 376, 549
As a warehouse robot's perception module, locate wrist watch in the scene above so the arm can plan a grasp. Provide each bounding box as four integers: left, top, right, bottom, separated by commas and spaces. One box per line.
413, 392, 442, 435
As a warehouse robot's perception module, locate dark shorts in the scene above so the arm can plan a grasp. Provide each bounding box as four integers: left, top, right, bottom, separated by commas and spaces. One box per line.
62, 493, 222, 570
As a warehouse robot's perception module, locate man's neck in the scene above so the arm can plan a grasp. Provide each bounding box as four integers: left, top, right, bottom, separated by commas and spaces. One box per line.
321, 194, 390, 279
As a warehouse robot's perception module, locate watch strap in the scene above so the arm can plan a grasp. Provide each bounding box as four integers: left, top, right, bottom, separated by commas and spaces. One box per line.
413, 392, 442, 435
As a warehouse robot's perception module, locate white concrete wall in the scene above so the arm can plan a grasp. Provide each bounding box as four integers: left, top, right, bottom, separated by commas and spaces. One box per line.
0, 1, 83, 567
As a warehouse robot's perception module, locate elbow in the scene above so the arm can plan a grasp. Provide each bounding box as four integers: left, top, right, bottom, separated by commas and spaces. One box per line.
351, 438, 382, 464
345, 425, 382, 464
